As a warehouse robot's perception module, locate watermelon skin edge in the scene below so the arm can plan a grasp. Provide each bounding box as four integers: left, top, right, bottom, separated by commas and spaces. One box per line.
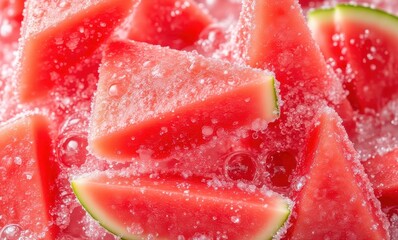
71, 179, 291, 240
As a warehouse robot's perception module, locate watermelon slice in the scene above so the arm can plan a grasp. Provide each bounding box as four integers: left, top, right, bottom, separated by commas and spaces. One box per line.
72, 173, 290, 239
89, 40, 279, 161
0, 114, 58, 239
233, 0, 343, 191
287, 108, 389, 239
16, 0, 137, 102
336, 4, 398, 112
309, 4, 398, 112
307, 7, 347, 75
128, 0, 213, 50
234, 0, 342, 146
364, 149, 398, 206
235, 0, 340, 101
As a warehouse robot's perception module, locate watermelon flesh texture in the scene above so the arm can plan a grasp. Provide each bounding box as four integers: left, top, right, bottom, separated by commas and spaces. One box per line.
335, 4, 398, 112
0, 115, 58, 239
90, 40, 279, 161
364, 148, 398, 207
72, 173, 291, 240
234, 0, 343, 192
287, 108, 389, 239
128, 0, 213, 50
0, 0, 24, 103
309, 4, 398, 113
308, 5, 398, 163
307, 8, 358, 137
16, 0, 137, 102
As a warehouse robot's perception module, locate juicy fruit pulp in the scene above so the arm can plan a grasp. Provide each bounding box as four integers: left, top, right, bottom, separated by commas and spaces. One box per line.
233, 0, 343, 193
287, 108, 389, 239
1, 0, 398, 239
72, 174, 291, 240
309, 4, 398, 215
364, 149, 398, 206
0, 115, 58, 239
90, 40, 279, 161
128, 0, 213, 50
309, 4, 398, 112
16, 0, 137, 102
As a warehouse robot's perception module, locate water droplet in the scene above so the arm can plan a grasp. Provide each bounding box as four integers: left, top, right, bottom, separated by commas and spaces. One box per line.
78, 26, 85, 33
14, 157, 22, 165
224, 152, 257, 181
201, 126, 214, 137
0, 224, 22, 240
230, 215, 240, 224
0, 20, 13, 37
108, 84, 120, 97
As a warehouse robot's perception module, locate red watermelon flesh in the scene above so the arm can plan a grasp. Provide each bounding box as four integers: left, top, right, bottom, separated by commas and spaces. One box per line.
234, 0, 344, 192
335, 4, 398, 112
0, 114, 59, 239
89, 40, 279, 161
72, 173, 291, 239
287, 108, 389, 239
195, 0, 241, 21
364, 148, 398, 206
0, 0, 24, 103
307, 7, 349, 80
235, 0, 341, 102
16, 0, 137, 102
0, 0, 24, 23
128, 0, 213, 50
307, 7, 359, 136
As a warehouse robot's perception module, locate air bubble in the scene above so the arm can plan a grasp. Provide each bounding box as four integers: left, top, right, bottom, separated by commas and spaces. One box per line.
58, 136, 88, 167
224, 152, 257, 181
202, 126, 214, 136
0, 224, 22, 240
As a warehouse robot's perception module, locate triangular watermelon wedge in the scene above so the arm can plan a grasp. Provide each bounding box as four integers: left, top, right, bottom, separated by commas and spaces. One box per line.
89, 40, 279, 161
0, 114, 59, 239
235, 0, 341, 102
234, 0, 343, 148
307, 7, 348, 77
128, 0, 213, 50
364, 148, 398, 207
233, 0, 343, 191
16, 0, 137, 102
287, 108, 389, 239
309, 4, 398, 112
336, 4, 398, 112
72, 173, 291, 239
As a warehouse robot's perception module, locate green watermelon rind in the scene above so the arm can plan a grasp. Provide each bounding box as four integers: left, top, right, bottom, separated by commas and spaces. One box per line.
71, 179, 290, 240
335, 4, 398, 28
309, 4, 398, 35
271, 77, 280, 117
307, 7, 335, 24
71, 180, 138, 240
